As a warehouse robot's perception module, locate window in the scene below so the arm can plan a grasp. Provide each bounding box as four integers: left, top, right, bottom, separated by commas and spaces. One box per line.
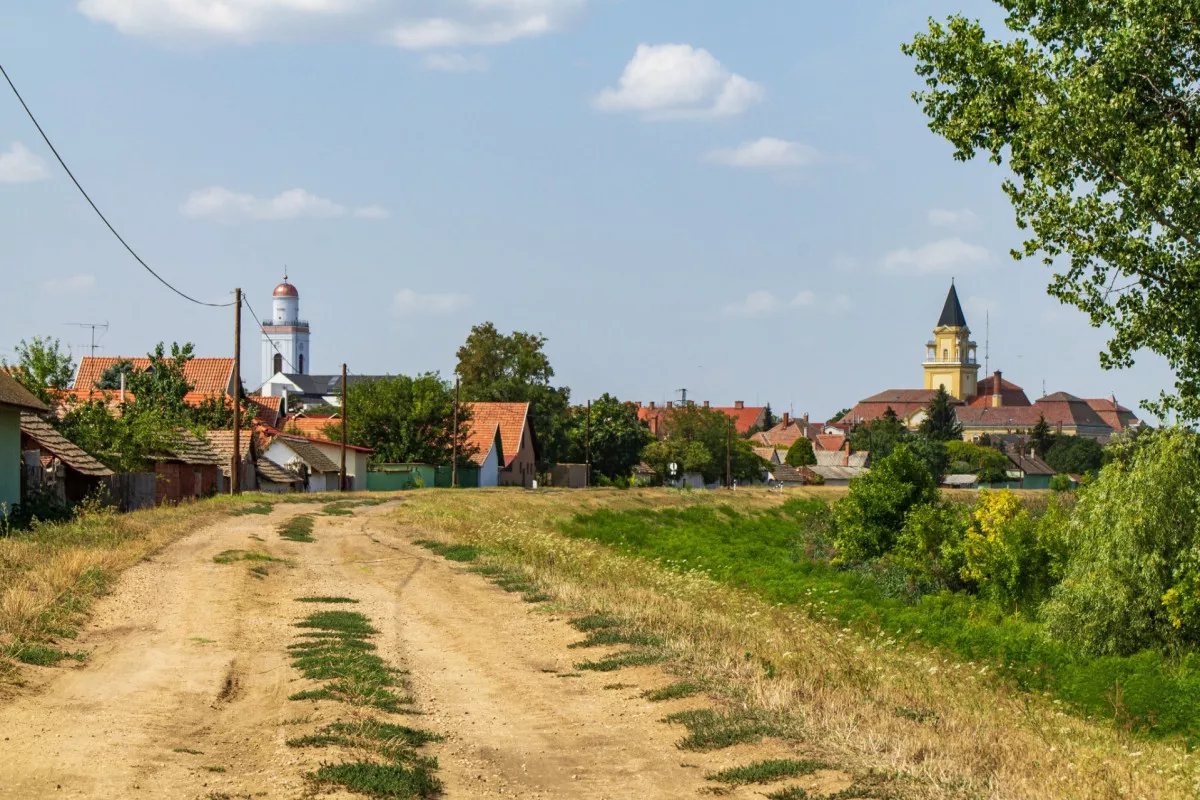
298, 353, 304, 373
942, 349, 948, 361
273, 353, 283, 375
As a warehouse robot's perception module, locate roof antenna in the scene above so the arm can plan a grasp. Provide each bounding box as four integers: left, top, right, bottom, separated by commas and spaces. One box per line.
984, 311, 990, 378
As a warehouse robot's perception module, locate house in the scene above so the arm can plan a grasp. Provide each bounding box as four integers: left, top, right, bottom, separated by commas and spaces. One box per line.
19, 412, 113, 503
637, 400, 770, 438
807, 464, 868, 487
753, 446, 785, 465
768, 464, 815, 487
0, 373, 50, 513
465, 402, 538, 488
205, 429, 257, 493
261, 433, 372, 491
277, 413, 340, 440
72, 356, 235, 407
153, 431, 222, 505
815, 433, 847, 453
246, 394, 284, 429
1084, 395, 1141, 436
263, 435, 342, 492
941, 474, 979, 490
956, 392, 1114, 442
1004, 451, 1057, 490
968, 371, 1032, 408
843, 389, 955, 429
750, 413, 822, 448
461, 416, 505, 488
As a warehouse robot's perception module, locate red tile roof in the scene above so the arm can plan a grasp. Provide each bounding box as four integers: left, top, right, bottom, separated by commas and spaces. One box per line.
844, 389, 950, 426
751, 419, 822, 448
278, 414, 341, 441
73, 356, 234, 396
708, 405, 768, 435
968, 373, 1032, 407
816, 434, 847, 452
956, 393, 1111, 432
465, 402, 534, 467
462, 420, 503, 467
247, 394, 283, 428
1085, 397, 1140, 432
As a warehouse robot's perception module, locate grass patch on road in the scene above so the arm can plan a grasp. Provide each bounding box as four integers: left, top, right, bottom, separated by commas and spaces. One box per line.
664, 708, 790, 752
323, 499, 387, 517
296, 596, 359, 604
413, 539, 481, 562
574, 649, 666, 672
415, 538, 551, 603
288, 608, 412, 713
278, 515, 316, 543
173, 747, 203, 755
2, 642, 87, 667
213, 549, 287, 565
230, 502, 273, 516
706, 758, 826, 786
310, 762, 440, 799
644, 682, 704, 702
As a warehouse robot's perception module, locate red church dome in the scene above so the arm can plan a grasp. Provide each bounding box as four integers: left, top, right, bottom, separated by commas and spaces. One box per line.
273, 281, 298, 298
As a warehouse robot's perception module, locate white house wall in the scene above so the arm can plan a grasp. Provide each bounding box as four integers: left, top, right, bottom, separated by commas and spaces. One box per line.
479, 443, 499, 487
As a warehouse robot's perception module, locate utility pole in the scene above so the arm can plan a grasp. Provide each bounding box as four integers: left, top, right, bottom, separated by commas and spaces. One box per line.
585, 399, 591, 488
340, 363, 348, 492
232, 290, 242, 495
452, 377, 460, 488
726, 420, 732, 488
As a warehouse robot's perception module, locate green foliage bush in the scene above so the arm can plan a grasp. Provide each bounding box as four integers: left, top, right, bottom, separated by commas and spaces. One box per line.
1049, 473, 1073, 492
832, 445, 938, 562
892, 501, 969, 591
1045, 435, 1105, 476
961, 490, 1069, 612
1044, 429, 1200, 656
784, 437, 816, 467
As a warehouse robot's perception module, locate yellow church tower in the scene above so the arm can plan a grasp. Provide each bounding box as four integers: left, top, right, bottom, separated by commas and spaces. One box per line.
923, 282, 980, 400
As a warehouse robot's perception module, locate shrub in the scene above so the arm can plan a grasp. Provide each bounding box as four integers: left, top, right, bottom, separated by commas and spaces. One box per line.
1049, 473, 1073, 492
961, 490, 1067, 612
892, 501, 970, 590
833, 445, 938, 562
1043, 429, 1200, 655
1045, 435, 1104, 475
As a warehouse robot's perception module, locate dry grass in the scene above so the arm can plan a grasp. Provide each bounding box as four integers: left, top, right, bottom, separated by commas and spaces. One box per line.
392, 487, 1200, 800
0, 494, 290, 690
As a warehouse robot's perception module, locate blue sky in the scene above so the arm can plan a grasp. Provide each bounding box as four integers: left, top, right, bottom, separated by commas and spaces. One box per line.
0, 1, 1176, 421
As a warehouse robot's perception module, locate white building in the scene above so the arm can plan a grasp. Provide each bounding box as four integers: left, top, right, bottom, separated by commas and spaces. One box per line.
261, 274, 311, 386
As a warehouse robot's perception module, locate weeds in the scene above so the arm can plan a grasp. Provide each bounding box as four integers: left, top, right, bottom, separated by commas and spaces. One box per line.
288, 608, 411, 713
569, 613, 622, 632
644, 682, 704, 702
310, 762, 440, 799
278, 516, 315, 543
569, 629, 663, 649
248, 565, 269, 579
3, 643, 85, 666
203, 765, 226, 773
414, 540, 481, 563
574, 650, 666, 672
230, 503, 273, 516
664, 708, 789, 751
706, 759, 826, 785
323, 499, 387, 516
603, 683, 634, 690
212, 550, 286, 565
296, 596, 360, 604
173, 748, 203, 755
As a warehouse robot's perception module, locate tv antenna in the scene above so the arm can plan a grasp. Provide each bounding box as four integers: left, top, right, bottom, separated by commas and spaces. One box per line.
984, 311, 990, 378
676, 388, 688, 405
64, 321, 109, 356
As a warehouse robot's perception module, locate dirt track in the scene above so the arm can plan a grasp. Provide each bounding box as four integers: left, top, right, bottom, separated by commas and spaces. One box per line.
0, 502, 847, 799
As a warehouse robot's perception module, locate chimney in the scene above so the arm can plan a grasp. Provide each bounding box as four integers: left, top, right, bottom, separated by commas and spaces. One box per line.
119, 372, 126, 403
802, 412, 809, 424
703, 400, 710, 409
734, 400, 745, 410
843, 438, 850, 467
688, 400, 695, 407
782, 412, 791, 427
635, 401, 642, 408
1056, 420, 1063, 435
666, 401, 673, 408
649, 401, 656, 409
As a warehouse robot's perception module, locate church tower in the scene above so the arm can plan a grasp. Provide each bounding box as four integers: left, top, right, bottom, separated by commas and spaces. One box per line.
923, 282, 979, 400
261, 273, 311, 383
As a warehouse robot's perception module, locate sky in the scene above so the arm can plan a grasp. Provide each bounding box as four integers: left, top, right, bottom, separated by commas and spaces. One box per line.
0, 1, 1179, 422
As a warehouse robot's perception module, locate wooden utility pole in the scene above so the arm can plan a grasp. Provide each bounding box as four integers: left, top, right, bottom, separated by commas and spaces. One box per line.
726, 420, 732, 488
340, 363, 348, 492
585, 399, 591, 488
452, 377, 460, 488
231, 288, 242, 495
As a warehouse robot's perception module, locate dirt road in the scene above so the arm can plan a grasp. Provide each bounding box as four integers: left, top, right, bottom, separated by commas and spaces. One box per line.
0, 502, 847, 799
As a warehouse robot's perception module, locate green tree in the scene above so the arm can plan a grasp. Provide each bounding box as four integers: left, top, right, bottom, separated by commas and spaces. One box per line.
1044, 429, 1200, 655
3, 336, 76, 404
785, 437, 816, 467
905, 434, 950, 481
904, 5, 1200, 420
829, 408, 851, 424
919, 386, 962, 442
832, 445, 939, 563
1044, 435, 1104, 476
562, 394, 652, 481
640, 439, 711, 484
95, 359, 136, 390
336, 373, 474, 466
56, 398, 178, 472
657, 404, 765, 484
456, 322, 571, 463
946, 439, 1009, 475
1029, 414, 1055, 458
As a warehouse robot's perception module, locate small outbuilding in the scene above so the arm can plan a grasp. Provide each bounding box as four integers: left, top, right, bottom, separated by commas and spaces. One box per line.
205, 429, 257, 493
262, 435, 343, 492
0, 373, 50, 514
19, 412, 113, 503
152, 431, 222, 505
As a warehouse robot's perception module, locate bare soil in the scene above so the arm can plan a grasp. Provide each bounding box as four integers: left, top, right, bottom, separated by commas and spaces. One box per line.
0, 502, 845, 799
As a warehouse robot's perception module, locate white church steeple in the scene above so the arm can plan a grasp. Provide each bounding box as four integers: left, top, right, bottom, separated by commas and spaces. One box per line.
261, 271, 311, 383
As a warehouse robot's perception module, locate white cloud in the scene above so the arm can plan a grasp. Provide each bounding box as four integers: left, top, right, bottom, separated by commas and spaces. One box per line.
42, 274, 96, 293
929, 208, 979, 227
0, 142, 49, 183
77, 0, 582, 49
705, 138, 820, 169
421, 52, 489, 72
394, 289, 472, 315
594, 44, 764, 119
180, 187, 386, 222
882, 238, 990, 275
791, 290, 815, 307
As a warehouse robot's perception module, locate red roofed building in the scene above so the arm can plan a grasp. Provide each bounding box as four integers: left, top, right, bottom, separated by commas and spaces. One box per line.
843, 389, 955, 429
749, 413, 822, 448
968, 371, 1032, 408
1085, 395, 1141, 434
72, 356, 235, 408
636, 400, 769, 439
956, 392, 1115, 441
464, 402, 538, 488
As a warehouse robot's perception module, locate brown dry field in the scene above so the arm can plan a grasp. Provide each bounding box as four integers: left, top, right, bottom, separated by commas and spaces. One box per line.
0, 487, 1194, 800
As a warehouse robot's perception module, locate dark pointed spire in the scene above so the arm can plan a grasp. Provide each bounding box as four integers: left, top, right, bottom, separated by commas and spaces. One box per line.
937, 282, 968, 328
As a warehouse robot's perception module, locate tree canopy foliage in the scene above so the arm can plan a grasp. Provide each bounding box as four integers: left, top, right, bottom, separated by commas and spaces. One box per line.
1045, 435, 1105, 476
2, 336, 75, 404
785, 437, 816, 467
919, 386, 963, 441
641, 405, 765, 485
905, 4, 1200, 420
456, 322, 570, 463
833, 445, 940, 562
337, 373, 474, 466
560, 394, 651, 481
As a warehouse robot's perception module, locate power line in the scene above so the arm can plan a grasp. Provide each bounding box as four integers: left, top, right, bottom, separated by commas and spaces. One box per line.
242, 295, 299, 374
0, 62, 234, 308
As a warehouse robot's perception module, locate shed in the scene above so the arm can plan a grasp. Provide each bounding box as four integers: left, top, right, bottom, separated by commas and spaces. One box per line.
1005, 452, 1056, 490
941, 474, 979, 490
808, 464, 869, 487
19, 412, 113, 503
263, 435, 342, 492
205, 429, 257, 493
256, 457, 304, 493
153, 431, 222, 505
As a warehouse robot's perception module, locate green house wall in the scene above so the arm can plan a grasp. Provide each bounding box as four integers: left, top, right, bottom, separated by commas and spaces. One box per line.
0, 407, 21, 515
